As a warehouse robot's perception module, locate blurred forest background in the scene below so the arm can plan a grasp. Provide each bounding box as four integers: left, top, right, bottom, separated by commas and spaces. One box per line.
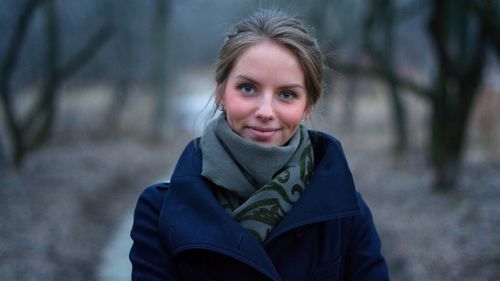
1, 0, 499, 280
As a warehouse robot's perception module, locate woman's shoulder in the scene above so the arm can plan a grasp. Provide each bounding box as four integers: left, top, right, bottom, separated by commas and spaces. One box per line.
143, 182, 170, 193
308, 130, 343, 149
134, 182, 170, 213
308, 130, 347, 164
169, 138, 203, 178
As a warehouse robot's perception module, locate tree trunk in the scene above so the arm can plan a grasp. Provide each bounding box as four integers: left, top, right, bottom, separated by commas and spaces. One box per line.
381, 0, 408, 153
0, 0, 46, 166
388, 80, 407, 153
430, 75, 463, 191
151, 0, 170, 140
106, 3, 133, 130
428, 0, 487, 191
430, 72, 483, 190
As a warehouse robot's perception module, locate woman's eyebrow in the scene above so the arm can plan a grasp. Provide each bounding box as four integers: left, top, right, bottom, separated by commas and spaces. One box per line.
235, 74, 259, 84
235, 74, 305, 89
279, 83, 305, 90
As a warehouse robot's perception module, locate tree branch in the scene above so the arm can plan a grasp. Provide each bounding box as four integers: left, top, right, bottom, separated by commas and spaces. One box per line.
332, 60, 432, 99
58, 25, 113, 81
1, 0, 46, 86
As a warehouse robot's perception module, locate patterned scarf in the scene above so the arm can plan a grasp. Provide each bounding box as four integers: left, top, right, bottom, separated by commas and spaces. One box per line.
200, 115, 314, 242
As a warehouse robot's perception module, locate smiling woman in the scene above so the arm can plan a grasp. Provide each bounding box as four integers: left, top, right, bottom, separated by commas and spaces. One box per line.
130, 9, 390, 281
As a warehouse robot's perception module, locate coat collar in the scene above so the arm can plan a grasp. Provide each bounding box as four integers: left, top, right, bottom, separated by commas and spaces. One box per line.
266, 131, 361, 242
160, 132, 360, 280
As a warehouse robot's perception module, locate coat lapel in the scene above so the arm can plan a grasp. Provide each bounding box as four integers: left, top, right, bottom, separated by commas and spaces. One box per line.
160, 140, 282, 281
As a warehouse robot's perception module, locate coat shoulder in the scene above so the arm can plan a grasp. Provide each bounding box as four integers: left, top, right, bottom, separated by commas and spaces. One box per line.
308, 130, 342, 146
308, 130, 345, 158
134, 182, 171, 214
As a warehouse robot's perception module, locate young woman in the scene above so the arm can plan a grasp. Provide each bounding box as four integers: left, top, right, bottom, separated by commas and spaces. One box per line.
130, 9, 390, 281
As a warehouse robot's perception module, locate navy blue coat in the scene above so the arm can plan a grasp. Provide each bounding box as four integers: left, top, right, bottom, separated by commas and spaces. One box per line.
130, 131, 390, 281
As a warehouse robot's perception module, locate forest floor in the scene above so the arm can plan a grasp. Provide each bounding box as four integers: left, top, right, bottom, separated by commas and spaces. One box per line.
0, 81, 499, 281
0, 134, 190, 281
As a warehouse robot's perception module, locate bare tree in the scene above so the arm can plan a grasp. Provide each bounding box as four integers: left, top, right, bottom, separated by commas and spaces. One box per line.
426, 0, 497, 190
0, 0, 111, 167
327, 0, 499, 191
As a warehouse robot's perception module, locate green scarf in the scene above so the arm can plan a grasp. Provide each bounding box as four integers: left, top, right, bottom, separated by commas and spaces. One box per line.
200, 115, 314, 242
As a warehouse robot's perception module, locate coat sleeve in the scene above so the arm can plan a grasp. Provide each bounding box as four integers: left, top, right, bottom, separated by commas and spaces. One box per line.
129, 183, 180, 281
345, 193, 390, 281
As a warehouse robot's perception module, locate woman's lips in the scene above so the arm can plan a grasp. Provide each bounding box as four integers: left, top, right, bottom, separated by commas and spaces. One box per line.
248, 127, 278, 140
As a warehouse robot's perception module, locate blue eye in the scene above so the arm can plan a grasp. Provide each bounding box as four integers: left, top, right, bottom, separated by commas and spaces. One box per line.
240, 84, 255, 95
279, 91, 297, 101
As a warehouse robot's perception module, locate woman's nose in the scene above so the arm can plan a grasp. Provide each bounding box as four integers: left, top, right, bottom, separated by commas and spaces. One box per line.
255, 95, 274, 120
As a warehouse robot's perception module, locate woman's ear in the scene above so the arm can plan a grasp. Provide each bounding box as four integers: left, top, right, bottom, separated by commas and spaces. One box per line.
303, 105, 313, 121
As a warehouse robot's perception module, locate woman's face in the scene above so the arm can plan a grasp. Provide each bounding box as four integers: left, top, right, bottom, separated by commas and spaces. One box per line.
220, 40, 309, 147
